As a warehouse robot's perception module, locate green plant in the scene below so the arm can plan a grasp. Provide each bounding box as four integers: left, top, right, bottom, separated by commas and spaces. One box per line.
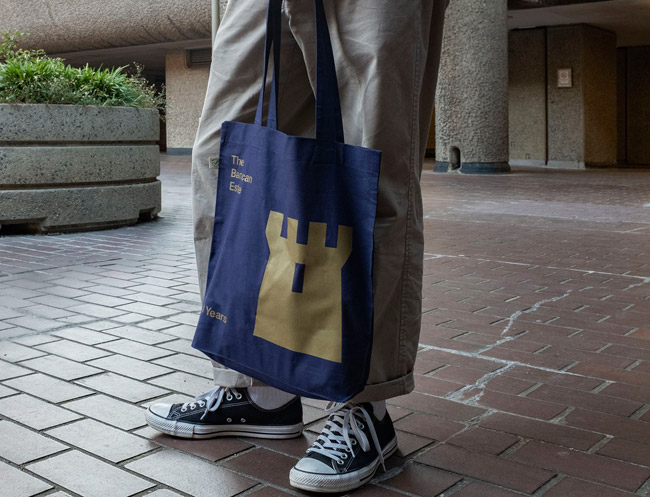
0, 31, 165, 113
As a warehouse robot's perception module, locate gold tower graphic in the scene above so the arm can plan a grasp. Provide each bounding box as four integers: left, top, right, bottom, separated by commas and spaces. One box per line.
253, 210, 353, 363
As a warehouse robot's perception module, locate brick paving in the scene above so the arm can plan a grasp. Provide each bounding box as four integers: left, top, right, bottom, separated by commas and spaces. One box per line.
0, 154, 649, 496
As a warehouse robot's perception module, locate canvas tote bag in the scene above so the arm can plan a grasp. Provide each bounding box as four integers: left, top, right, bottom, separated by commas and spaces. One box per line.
192, 0, 381, 402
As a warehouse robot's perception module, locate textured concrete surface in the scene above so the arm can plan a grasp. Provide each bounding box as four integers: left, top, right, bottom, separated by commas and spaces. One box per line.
0, 105, 160, 232
625, 46, 650, 165
0, 0, 211, 53
617, 47, 627, 165
0, 182, 161, 233
547, 26, 586, 168
165, 51, 210, 150
0, 146, 159, 185
435, 0, 509, 171
0, 155, 649, 496
509, 29, 547, 166
0, 105, 159, 143
547, 25, 617, 169
583, 27, 617, 167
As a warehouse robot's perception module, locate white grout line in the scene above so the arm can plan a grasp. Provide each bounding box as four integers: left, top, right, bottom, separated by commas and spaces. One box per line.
417, 343, 584, 378
445, 363, 517, 403
423, 253, 650, 283
500, 290, 573, 336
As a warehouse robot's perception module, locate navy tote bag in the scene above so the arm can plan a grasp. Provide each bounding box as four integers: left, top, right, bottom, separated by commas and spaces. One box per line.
192, 0, 381, 402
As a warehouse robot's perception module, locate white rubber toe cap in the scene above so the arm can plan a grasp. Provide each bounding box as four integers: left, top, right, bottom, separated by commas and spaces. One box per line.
293, 456, 337, 475
148, 403, 172, 418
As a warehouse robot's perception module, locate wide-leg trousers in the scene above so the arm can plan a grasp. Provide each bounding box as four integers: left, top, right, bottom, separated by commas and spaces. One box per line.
192, 0, 448, 402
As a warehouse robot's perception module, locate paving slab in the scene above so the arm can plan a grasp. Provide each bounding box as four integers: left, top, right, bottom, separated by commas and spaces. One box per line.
18, 354, 102, 381
75, 372, 169, 402
87, 353, 172, 380
50, 327, 119, 345
0, 461, 52, 497
62, 393, 148, 430
27, 450, 154, 497
0, 359, 33, 380
35, 339, 112, 361
126, 449, 256, 497
0, 420, 68, 464
3, 373, 93, 403
0, 394, 82, 430
46, 418, 157, 463
0, 342, 46, 362
148, 371, 215, 396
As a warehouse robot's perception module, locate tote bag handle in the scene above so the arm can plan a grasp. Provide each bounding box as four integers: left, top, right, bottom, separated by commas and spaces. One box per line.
254, 0, 345, 144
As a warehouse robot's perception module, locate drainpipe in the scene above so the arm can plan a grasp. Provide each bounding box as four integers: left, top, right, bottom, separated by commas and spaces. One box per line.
211, 0, 221, 47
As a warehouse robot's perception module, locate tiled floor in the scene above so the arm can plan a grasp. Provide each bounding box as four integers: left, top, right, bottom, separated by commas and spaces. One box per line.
0, 155, 649, 496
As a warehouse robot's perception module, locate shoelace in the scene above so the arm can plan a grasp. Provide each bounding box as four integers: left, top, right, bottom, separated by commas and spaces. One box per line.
307, 403, 386, 471
179, 386, 243, 420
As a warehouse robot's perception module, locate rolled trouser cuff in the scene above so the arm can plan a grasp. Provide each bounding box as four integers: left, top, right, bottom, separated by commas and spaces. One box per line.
211, 360, 268, 388
347, 372, 414, 403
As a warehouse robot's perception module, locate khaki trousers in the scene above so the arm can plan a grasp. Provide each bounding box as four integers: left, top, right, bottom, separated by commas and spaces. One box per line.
192, 0, 447, 402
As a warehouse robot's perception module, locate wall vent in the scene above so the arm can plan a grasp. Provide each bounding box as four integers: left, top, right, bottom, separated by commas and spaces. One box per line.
186, 48, 212, 68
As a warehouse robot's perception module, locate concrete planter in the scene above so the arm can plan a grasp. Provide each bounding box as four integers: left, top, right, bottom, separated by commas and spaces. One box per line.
0, 104, 161, 233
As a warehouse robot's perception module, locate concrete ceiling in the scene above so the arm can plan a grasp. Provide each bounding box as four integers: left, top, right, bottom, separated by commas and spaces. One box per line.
53, 38, 211, 78
508, 0, 650, 46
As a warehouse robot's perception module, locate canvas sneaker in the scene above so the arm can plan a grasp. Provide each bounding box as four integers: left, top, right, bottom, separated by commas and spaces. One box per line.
145, 386, 303, 439
289, 403, 397, 493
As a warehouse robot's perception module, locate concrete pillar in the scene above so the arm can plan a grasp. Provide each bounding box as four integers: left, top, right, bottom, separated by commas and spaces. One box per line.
547, 25, 617, 168
434, 0, 510, 174
165, 51, 210, 154
509, 28, 547, 167
625, 46, 650, 166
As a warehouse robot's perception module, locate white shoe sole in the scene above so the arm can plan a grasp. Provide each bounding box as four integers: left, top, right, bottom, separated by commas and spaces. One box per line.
289, 436, 398, 493
145, 408, 303, 439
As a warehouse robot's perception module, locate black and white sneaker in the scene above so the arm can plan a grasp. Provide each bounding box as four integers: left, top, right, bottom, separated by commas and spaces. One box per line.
145, 386, 303, 439
289, 403, 397, 493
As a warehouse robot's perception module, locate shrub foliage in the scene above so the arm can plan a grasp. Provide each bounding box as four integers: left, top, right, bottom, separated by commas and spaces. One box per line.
0, 32, 164, 112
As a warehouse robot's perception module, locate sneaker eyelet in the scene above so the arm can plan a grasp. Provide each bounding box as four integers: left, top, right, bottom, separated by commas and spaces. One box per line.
351, 439, 357, 445
198, 401, 205, 407
235, 393, 242, 400
358, 423, 365, 429
240, 418, 246, 423
341, 453, 348, 459
226, 395, 233, 401
180, 408, 187, 412
337, 460, 345, 465
227, 417, 232, 423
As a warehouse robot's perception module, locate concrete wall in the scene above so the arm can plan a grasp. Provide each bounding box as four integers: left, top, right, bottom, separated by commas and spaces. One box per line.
165, 51, 211, 151
545, 25, 617, 168
617, 48, 627, 164
626, 46, 650, 165
0, 0, 211, 53
509, 28, 546, 165
546, 26, 586, 167
583, 27, 617, 166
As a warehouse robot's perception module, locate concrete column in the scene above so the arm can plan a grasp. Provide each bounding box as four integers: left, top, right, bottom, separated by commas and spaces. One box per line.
434, 0, 510, 174
547, 25, 617, 168
625, 46, 650, 166
509, 28, 547, 167
165, 51, 210, 154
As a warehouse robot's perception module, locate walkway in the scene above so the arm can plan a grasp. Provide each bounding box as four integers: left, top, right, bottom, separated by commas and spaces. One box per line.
1, 155, 649, 497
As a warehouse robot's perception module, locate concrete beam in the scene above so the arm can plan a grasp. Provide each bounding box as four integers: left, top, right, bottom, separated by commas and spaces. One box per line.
0, 0, 211, 54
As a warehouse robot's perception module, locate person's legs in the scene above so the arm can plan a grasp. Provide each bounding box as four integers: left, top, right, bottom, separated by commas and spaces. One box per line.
146, 0, 317, 439
286, 0, 447, 491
